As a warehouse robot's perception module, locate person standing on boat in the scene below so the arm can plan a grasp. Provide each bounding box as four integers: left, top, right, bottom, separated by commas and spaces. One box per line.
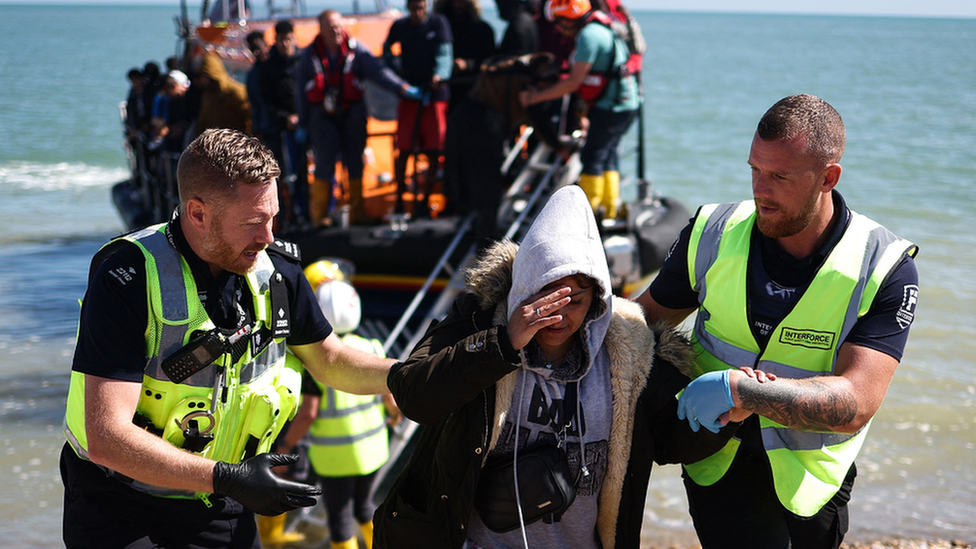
383, 0, 454, 218
259, 20, 308, 232
519, 0, 641, 222
60, 129, 397, 549
373, 185, 753, 549
433, 0, 496, 112
245, 31, 271, 142
298, 9, 423, 227
496, 0, 540, 56
125, 68, 151, 142
634, 94, 920, 549
149, 70, 193, 153
193, 51, 252, 137
442, 52, 576, 251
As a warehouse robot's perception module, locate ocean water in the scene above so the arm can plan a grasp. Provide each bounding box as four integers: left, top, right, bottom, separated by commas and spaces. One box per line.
0, 4, 974, 547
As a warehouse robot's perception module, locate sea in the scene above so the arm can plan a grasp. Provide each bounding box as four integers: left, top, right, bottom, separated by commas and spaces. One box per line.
0, 4, 974, 547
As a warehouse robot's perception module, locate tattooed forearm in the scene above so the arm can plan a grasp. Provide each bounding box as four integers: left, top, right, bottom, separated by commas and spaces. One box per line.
737, 376, 858, 432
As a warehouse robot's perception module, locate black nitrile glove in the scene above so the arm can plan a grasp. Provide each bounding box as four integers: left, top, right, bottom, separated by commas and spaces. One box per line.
212, 453, 321, 516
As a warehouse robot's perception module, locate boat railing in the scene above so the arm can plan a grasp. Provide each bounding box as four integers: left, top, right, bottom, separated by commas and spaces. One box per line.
193, 0, 392, 24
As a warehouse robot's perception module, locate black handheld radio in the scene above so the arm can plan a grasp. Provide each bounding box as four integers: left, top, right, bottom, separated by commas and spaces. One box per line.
160, 326, 251, 384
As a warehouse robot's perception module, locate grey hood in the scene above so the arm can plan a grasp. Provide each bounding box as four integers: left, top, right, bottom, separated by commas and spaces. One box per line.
506, 185, 613, 366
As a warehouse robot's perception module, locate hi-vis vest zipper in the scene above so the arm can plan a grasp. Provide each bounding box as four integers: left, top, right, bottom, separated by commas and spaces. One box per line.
682, 201, 917, 517
63, 224, 302, 499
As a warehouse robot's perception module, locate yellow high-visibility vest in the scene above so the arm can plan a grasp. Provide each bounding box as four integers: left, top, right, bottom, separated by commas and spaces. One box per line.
683, 201, 917, 517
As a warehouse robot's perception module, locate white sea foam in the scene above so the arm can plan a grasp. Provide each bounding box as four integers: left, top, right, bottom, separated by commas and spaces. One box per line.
0, 161, 128, 192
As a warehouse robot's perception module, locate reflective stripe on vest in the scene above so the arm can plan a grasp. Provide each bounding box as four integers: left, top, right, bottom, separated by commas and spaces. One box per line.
307, 333, 389, 477
64, 224, 302, 499
683, 200, 917, 517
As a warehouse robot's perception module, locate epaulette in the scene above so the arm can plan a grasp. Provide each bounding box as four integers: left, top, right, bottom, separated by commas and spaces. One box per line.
267, 240, 302, 263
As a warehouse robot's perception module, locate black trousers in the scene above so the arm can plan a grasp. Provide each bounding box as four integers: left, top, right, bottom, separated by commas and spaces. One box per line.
683, 442, 855, 549
61, 444, 259, 549
319, 471, 379, 542
443, 98, 507, 249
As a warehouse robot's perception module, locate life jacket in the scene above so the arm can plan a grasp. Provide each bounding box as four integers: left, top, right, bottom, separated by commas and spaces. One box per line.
63, 224, 303, 500
304, 33, 365, 109
576, 10, 643, 104
682, 201, 918, 517
306, 333, 389, 477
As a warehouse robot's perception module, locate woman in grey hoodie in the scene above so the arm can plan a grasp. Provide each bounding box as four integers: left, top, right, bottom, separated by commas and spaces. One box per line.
374, 186, 739, 548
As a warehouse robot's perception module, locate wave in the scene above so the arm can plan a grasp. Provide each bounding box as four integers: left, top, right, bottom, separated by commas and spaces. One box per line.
0, 161, 129, 193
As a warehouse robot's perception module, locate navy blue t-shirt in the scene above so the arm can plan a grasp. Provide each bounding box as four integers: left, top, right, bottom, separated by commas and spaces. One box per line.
72, 217, 332, 381
383, 13, 453, 102
648, 191, 919, 361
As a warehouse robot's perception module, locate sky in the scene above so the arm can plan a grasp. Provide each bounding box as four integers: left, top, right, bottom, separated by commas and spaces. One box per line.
3, 0, 975, 18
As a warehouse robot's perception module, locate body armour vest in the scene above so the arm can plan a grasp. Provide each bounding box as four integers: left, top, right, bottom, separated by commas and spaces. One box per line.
307, 333, 389, 477
682, 201, 917, 517
64, 224, 302, 499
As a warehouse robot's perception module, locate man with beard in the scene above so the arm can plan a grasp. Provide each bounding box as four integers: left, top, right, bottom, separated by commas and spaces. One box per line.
634, 94, 920, 549
60, 129, 396, 549
298, 9, 421, 227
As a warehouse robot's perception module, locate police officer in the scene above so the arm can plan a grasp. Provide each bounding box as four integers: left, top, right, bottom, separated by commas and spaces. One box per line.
61, 129, 396, 548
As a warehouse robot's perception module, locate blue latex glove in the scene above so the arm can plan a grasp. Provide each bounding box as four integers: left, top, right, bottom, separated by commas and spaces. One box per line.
677, 369, 735, 434
402, 85, 424, 101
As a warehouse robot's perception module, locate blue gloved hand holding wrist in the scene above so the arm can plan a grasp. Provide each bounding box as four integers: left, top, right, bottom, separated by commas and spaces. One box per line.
677, 369, 735, 434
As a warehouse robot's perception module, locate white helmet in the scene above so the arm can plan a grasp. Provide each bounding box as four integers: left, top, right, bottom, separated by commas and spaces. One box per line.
315, 279, 362, 334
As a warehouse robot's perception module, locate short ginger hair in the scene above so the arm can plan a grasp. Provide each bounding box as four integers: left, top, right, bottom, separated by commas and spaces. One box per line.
177, 128, 279, 211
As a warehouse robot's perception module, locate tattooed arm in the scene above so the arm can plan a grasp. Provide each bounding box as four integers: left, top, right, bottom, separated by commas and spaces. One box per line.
730, 342, 899, 434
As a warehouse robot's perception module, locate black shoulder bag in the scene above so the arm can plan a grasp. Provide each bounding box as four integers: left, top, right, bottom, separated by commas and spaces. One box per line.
473, 382, 578, 533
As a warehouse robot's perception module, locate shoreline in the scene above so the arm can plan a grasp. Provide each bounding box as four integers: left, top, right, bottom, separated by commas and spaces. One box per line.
643, 540, 974, 549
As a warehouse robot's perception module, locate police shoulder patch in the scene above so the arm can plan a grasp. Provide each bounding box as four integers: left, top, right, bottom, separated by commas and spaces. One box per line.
268, 240, 301, 263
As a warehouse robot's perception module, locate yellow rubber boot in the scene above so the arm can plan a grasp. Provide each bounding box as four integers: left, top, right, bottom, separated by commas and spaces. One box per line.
257, 513, 305, 546
348, 178, 372, 225
360, 521, 374, 549
331, 537, 359, 549
602, 170, 620, 219
309, 177, 333, 228
576, 173, 605, 215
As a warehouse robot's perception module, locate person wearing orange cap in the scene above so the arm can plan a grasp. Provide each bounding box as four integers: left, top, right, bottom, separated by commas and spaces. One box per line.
518, 0, 641, 222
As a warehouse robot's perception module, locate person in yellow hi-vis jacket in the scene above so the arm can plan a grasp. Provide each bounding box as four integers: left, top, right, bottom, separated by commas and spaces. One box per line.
635, 94, 920, 549
275, 261, 400, 549
60, 130, 397, 549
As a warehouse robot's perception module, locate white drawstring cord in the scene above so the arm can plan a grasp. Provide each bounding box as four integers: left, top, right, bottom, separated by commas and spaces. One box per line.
513, 371, 530, 549
577, 383, 589, 478
511, 373, 587, 549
